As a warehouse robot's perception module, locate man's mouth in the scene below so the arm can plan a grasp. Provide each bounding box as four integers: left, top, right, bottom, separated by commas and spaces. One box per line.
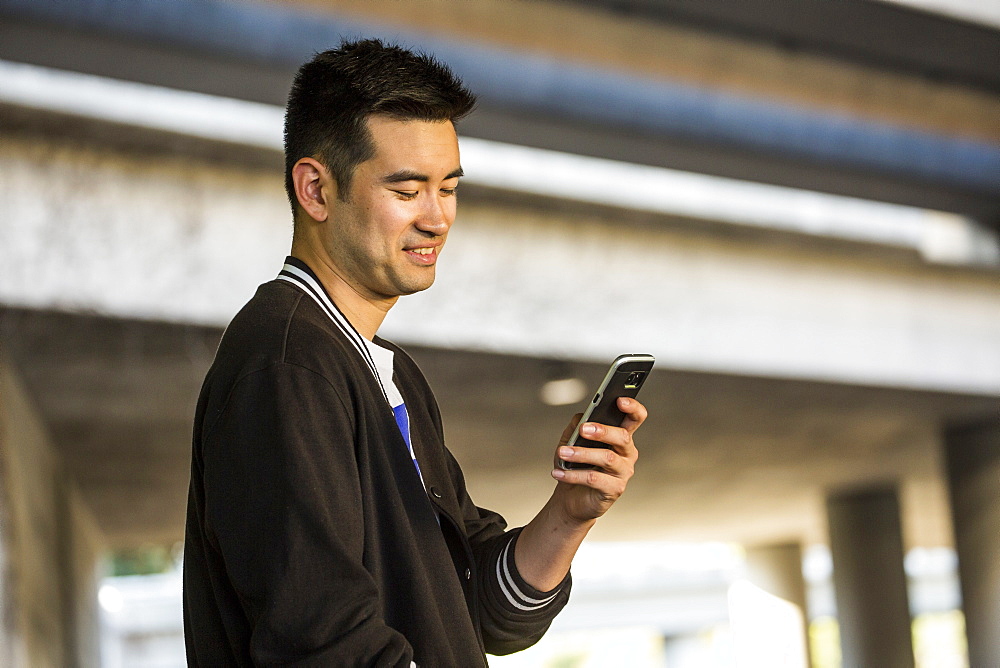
404, 245, 439, 264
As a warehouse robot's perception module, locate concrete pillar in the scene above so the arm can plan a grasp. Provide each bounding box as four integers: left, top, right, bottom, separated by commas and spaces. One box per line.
745, 542, 812, 667
826, 485, 914, 668
943, 417, 1000, 668
0, 354, 104, 668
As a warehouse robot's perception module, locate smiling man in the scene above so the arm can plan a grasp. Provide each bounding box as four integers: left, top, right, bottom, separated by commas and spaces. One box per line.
183, 39, 647, 666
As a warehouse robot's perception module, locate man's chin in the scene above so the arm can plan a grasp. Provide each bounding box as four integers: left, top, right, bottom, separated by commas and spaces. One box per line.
399, 282, 435, 296
392, 272, 436, 296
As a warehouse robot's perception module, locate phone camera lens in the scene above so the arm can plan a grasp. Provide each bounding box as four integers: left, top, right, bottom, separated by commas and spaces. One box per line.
625, 371, 646, 388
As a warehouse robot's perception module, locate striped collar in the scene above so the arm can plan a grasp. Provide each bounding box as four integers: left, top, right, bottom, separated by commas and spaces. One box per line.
276, 256, 392, 407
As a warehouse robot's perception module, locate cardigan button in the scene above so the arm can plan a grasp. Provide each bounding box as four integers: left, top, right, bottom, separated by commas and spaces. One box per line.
464, 568, 471, 580
430, 486, 442, 499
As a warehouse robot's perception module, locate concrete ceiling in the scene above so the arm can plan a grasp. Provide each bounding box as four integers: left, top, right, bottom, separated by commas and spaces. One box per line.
2, 307, 994, 549
2, 0, 997, 553
2, 0, 999, 223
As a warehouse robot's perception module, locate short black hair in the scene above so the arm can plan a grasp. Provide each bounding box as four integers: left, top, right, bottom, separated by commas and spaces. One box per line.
283, 38, 477, 213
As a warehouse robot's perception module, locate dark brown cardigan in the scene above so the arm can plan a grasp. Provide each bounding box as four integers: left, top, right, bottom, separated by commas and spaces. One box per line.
183, 276, 569, 666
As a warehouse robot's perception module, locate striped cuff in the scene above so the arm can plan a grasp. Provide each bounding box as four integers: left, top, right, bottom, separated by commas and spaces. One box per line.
494, 532, 564, 612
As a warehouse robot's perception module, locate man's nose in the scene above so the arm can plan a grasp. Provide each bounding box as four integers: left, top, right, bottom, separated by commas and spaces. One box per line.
415, 195, 453, 235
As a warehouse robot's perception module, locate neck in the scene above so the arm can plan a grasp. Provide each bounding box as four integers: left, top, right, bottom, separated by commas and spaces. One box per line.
290, 240, 395, 341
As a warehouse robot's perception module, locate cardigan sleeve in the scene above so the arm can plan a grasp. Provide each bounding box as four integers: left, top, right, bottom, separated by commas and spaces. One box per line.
475, 527, 572, 655
199, 361, 414, 666
440, 448, 572, 655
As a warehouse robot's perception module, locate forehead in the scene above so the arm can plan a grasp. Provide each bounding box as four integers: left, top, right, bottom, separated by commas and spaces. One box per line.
363, 116, 460, 173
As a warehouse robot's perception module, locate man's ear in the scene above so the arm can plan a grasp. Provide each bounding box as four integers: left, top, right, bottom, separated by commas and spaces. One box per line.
291, 157, 335, 222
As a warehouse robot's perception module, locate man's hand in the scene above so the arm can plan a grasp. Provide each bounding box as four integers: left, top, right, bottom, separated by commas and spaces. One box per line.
550, 396, 646, 524
514, 397, 648, 591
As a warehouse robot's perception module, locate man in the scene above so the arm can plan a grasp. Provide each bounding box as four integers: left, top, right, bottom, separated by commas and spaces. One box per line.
183, 39, 647, 666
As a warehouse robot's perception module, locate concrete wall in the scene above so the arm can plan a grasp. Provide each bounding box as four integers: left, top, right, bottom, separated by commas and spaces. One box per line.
0, 354, 104, 667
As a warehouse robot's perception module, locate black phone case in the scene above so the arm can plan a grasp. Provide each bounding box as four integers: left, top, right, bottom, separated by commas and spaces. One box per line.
563, 355, 653, 470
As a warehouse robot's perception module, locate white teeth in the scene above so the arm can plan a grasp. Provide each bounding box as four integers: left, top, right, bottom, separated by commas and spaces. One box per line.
410, 247, 433, 255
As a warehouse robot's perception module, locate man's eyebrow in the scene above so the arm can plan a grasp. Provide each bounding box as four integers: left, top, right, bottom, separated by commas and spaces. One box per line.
381, 167, 464, 184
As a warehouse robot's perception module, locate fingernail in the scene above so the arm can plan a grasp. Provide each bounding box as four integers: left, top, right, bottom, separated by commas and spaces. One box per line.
581, 423, 597, 435
552, 469, 566, 479
620, 397, 631, 407
559, 446, 574, 457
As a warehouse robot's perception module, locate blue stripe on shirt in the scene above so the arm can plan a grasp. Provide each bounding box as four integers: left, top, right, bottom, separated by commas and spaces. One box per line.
392, 402, 423, 485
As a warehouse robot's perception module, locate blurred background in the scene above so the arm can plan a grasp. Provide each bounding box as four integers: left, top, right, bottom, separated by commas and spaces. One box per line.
1, 0, 999, 666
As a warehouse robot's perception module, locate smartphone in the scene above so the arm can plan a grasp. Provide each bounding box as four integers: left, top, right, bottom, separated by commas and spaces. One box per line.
559, 354, 655, 471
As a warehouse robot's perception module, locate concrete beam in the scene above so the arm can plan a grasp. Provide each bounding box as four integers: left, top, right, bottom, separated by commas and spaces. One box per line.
562, 0, 1000, 91
2, 133, 999, 395
2, 0, 1000, 217
5, 61, 995, 267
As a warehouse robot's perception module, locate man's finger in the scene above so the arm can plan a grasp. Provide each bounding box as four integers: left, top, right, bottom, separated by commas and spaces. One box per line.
551, 466, 627, 498
558, 413, 584, 446
576, 421, 636, 458
554, 413, 585, 467
616, 397, 648, 433
558, 445, 633, 476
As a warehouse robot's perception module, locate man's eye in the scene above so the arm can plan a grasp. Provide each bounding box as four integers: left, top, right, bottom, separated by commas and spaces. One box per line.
440, 187, 457, 196
393, 190, 418, 199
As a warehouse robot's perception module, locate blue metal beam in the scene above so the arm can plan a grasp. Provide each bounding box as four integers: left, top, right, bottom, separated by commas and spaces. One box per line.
2, 0, 999, 196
